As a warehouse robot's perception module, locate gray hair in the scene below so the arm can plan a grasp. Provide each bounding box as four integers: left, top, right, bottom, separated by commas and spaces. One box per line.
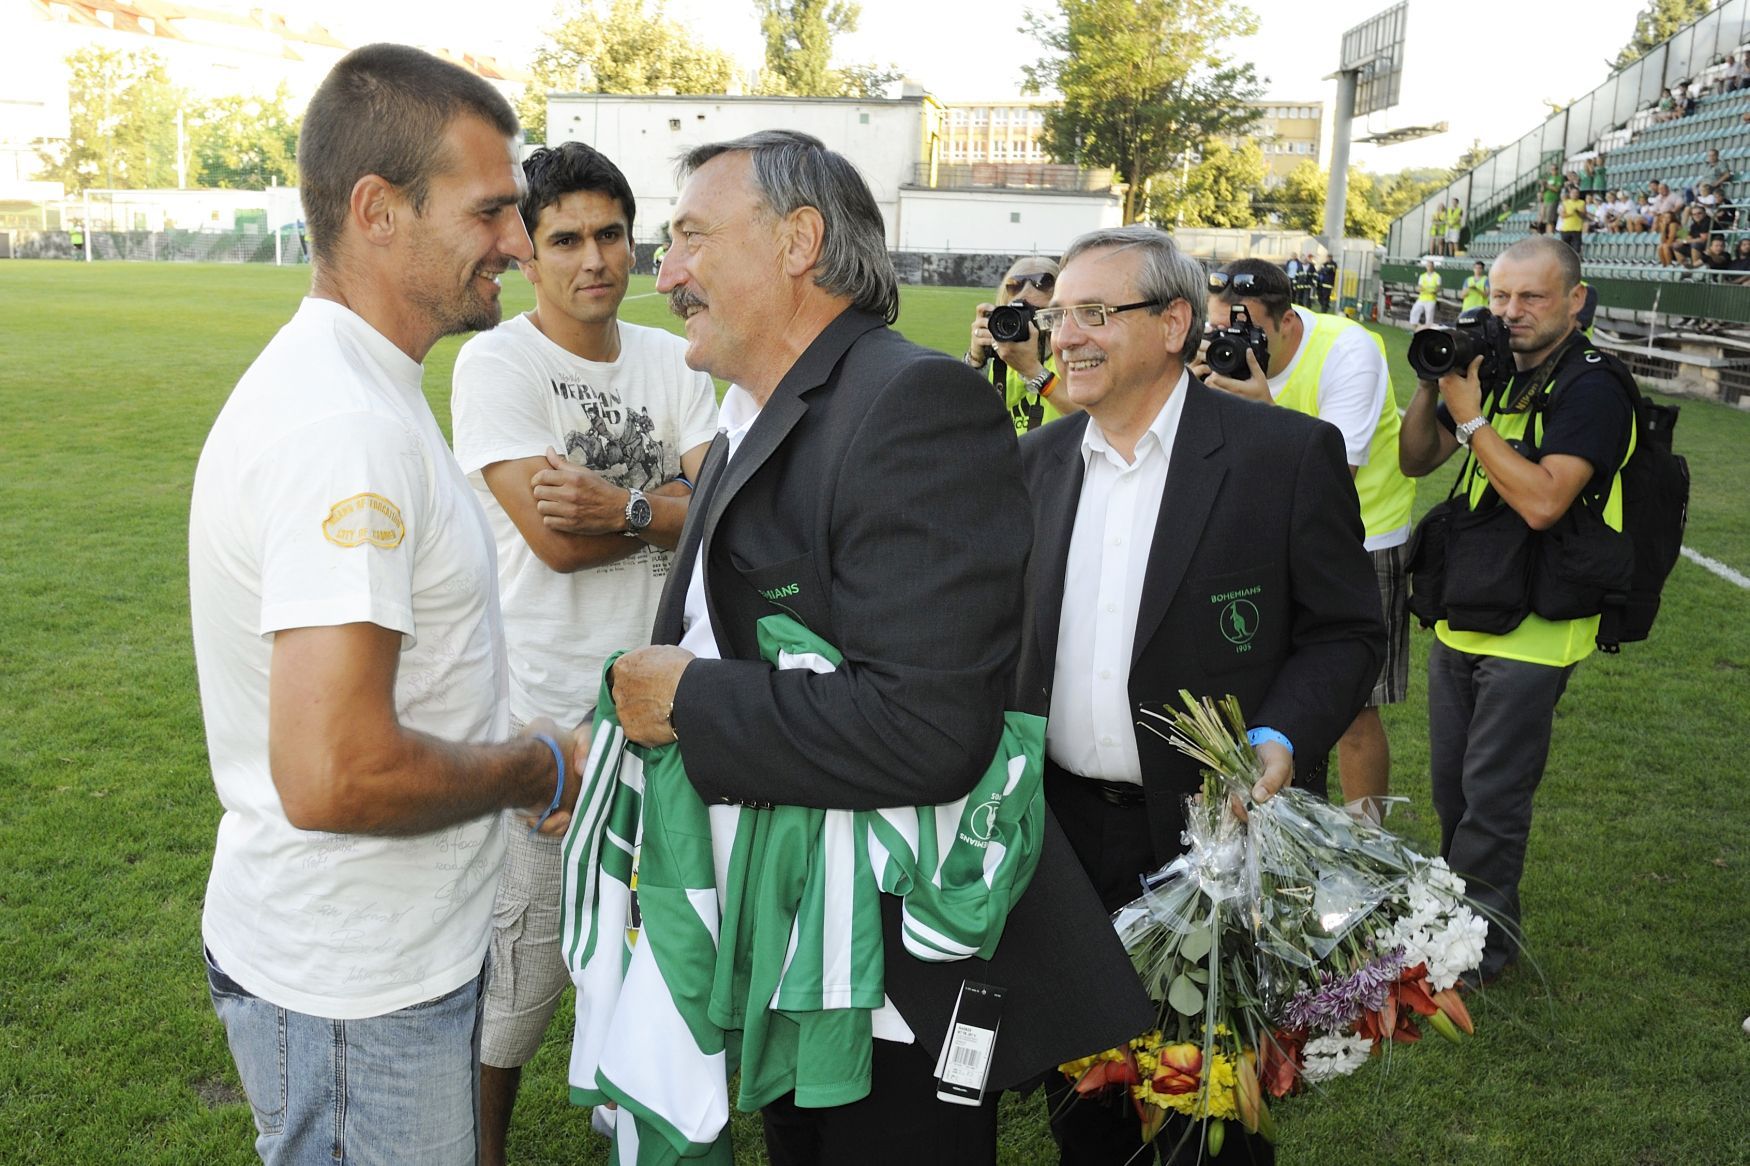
677, 130, 899, 324
1061, 226, 1206, 362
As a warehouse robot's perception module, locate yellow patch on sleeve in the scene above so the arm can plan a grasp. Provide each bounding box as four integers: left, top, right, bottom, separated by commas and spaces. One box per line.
321, 492, 406, 549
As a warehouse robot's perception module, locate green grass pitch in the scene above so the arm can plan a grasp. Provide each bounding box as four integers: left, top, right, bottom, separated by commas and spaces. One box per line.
1, 259, 1748, 1164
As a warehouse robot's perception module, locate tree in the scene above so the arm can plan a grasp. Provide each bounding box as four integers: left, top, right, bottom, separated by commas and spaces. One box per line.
751, 0, 900, 98
1613, 0, 1715, 70
1261, 159, 1326, 233
1255, 161, 1450, 241
1023, 0, 1264, 223
755, 0, 855, 95
518, 0, 737, 142
187, 85, 300, 189
1146, 137, 1264, 229
1452, 138, 1496, 175
36, 47, 186, 192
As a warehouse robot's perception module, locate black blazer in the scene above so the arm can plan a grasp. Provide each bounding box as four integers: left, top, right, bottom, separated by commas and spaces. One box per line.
654, 308, 1152, 1090
1017, 378, 1386, 863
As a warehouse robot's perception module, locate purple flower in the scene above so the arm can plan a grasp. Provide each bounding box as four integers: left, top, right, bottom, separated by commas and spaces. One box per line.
1278, 949, 1406, 1031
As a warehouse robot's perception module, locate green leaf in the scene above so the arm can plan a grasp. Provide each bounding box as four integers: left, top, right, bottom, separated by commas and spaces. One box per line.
1180, 925, 1213, 962
1168, 973, 1205, 1016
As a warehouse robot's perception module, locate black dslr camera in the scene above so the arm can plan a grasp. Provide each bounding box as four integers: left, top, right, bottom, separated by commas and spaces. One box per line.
987, 299, 1037, 344
1205, 304, 1270, 379
1407, 308, 1514, 393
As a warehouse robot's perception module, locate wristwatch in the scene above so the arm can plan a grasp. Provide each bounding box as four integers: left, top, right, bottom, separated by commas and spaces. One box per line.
1454, 416, 1489, 446
622, 488, 652, 537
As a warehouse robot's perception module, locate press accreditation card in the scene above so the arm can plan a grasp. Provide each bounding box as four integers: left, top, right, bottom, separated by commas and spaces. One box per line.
934, 980, 1006, 1105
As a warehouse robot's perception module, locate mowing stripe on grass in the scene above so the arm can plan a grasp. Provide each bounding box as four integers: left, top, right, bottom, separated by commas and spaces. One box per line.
1680, 545, 1750, 588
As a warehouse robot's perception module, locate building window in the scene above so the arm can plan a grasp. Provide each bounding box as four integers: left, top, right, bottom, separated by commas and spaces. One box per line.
972, 107, 988, 125
859, 112, 870, 124
950, 108, 966, 126
668, 118, 681, 131
1011, 212, 1021, 223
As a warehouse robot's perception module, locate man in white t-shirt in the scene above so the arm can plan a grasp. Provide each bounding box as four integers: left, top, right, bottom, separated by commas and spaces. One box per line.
1196, 259, 1415, 821
450, 141, 717, 1165
188, 46, 588, 1166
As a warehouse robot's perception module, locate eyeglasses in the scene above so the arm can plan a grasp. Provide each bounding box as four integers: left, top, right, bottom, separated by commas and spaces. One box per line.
1206, 272, 1259, 292
1003, 271, 1056, 295
1032, 300, 1163, 331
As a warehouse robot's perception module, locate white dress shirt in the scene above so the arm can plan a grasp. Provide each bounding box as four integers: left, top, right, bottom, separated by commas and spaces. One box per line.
1046, 371, 1189, 784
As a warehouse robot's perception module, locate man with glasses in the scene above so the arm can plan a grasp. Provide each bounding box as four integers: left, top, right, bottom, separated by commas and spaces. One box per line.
966, 256, 1083, 433
1197, 259, 1414, 822
1015, 226, 1382, 1164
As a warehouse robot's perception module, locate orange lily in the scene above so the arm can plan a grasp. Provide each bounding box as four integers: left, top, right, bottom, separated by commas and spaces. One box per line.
1431, 986, 1475, 1035
1152, 1043, 1203, 1095
1357, 962, 1440, 1046
1260, 1029, 1304, 1099
1072, 1049, 1139, 1095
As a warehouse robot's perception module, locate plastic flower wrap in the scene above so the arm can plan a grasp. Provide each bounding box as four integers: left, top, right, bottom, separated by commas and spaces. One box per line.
1059, 692, 1489, 1154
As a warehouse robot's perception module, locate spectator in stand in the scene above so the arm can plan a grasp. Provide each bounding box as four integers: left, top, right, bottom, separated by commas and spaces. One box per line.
1703, 148, 1736, 194
1655, 90, 1678, 122
1730, 51, 1750, 91
1590, 156, 1607, 196
1580, 159, 1600, 194
1428, 202, 1447, 256
1444, 203, 1464, 257
1653, 182, 1686, 241
1697, 235, 1734, 274
1612, 190, 1640, 231
1694, 181, 1722, 217
1729, 238, 1750, 284
1680, 82, 1701, 117
1558, 184, 1588, 255
1586, 193, 1610, 232
1540, 163, 1563, 229
1661, 201, 1714, 267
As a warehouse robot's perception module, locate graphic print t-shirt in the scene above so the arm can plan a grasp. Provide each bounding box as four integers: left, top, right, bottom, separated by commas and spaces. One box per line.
452, 314, 718, 723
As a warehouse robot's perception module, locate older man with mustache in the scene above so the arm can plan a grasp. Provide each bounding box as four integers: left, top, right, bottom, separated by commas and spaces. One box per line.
605, 130, 1150, 1166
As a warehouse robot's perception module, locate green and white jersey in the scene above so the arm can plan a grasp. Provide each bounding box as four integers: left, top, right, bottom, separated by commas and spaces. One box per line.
562, 617, 1046, 1161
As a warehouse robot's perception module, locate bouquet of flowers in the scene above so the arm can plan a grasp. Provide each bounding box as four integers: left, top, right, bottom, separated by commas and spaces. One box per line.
1059, 693, 1487, 1156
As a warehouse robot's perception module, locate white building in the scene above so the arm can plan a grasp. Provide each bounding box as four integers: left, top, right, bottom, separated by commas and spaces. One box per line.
545, 91, 1121, 255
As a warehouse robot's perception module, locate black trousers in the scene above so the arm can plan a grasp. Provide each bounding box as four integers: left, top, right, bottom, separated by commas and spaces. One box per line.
761, 1037, 998, 1166
1042, 770, 1275, 1166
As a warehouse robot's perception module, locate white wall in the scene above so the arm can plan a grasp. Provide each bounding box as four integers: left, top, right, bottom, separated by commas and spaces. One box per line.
546, 94, 930, 246
895, 187, 1121, 255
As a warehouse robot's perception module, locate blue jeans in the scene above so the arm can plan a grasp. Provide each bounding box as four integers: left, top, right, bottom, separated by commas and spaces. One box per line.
204, 947, 485, 1165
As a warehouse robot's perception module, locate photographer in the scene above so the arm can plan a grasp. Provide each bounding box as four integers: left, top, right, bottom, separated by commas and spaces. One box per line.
1195, 259, 1415, 820
965, 256, 1082, 434
1398, 236, 1634, 988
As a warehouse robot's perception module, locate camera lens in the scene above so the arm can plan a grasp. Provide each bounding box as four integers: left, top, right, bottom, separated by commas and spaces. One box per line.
987, 301, 1036, 344
1407, 330, 1457, 379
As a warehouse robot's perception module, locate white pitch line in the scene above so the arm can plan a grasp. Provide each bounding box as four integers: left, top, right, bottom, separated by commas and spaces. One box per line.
625, 291, 662, 300
1682, 546, 1750, 589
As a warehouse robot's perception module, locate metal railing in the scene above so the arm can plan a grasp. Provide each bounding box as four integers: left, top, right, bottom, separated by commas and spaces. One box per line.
910, 163, 1115, 192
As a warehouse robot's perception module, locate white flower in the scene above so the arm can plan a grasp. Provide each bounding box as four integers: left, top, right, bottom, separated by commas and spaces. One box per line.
1300, 1032, 1374, 1083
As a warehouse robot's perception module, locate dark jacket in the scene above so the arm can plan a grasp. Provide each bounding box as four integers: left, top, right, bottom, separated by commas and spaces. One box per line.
655, 308, 1152, 1090
1015, 378, 1385, 863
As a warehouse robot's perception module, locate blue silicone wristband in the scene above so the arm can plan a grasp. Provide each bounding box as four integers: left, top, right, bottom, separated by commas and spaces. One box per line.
1245, 726, 1294, 756
529, 733, 566, 835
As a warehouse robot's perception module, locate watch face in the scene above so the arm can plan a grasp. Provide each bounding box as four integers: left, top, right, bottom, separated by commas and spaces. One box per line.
628, 495, 653, 529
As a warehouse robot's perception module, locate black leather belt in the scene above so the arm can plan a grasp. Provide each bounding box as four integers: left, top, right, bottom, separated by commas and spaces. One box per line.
1087, 778, 1146, 807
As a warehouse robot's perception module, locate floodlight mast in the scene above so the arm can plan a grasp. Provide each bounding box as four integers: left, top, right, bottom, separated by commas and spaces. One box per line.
1322, 68, 1358, 253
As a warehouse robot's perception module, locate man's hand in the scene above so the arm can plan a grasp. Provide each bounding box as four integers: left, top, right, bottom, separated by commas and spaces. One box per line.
967, 303, 996, 366
993, 324, 1046, 381
610, 645, 694, 747
1436, 354, 1486, 425
1202, 346, 1273, 403
1230, 739, 1294, 822
516, 716, 590, 836
531, 448, 631, 536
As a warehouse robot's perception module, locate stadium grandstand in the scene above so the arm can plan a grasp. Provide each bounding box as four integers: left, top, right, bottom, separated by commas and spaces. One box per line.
1382, 0, 1750, 406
